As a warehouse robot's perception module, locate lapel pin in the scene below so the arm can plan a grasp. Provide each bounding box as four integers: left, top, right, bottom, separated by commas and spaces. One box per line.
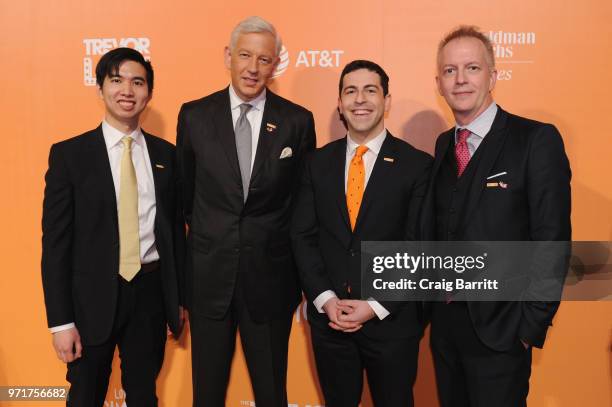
266, 123, 277, 132
155, 164, 165, 169
499, 181, 508, 189
383, 157, 394, 162
486, 182, 498, 187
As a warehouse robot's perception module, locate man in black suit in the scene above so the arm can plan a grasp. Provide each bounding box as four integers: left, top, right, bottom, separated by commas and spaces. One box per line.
42, 48, 185, 407
421, 26, 571, 406
176, 16, 316, 407
291, 60, 432, 407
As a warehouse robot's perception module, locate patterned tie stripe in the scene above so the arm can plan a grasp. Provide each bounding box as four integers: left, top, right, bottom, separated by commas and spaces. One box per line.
346, 145, 369, 231
455, 128, 471, 177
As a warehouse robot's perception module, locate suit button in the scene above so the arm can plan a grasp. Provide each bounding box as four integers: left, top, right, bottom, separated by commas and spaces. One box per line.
452, 187, 458, 192
449, 208, 456, 214
234, 248, 240, 253
349, 249, 357, 257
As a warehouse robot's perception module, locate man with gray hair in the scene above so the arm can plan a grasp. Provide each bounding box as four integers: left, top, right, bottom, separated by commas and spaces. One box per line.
176, 16, 316, 407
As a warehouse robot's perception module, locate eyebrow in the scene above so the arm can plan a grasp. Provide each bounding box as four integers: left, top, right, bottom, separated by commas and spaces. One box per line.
109, 74, 147, 82
343, 84, 380, 91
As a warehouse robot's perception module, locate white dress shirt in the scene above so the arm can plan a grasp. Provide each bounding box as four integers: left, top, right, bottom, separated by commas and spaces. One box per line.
50, 121, 158, 333
454, 102, 498, 156
229, 84, 266, 169
313, 129, 390, 321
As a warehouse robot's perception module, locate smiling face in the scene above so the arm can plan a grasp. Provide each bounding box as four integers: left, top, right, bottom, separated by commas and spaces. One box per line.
225, 31, 278, 101
338, 68, 391, 142
98, 60, 151, 132
436, 36, 497, 126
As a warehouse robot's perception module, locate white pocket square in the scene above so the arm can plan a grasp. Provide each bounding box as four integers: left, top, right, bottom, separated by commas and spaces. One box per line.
487, 171, 507, 180
279, 147, 293, 159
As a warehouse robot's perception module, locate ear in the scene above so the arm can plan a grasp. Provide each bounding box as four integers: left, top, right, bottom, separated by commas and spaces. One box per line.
97, 85, 104, 99
384, 93, 392, 113
271, 54, 280, 71
488, 67, 497, 92
337, 96, 344, 115
224, 46, 232, 70
435, 75, 443, 96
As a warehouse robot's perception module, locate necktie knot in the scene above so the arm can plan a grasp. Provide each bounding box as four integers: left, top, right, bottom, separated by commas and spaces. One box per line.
121, 136, 133, 150
239, 103, 253, 117
355, 145, 369, 159
457, 128, 470, 144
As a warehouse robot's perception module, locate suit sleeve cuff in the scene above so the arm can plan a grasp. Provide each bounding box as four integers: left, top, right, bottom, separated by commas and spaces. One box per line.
313, 290, 337, 313
367, 300, 390, 320
50, 322, 75, 333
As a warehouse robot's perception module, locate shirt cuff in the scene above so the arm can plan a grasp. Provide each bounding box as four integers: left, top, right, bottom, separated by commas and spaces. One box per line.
313, 290, 337, 313
50, 323, 75, 333
367, 300, 390, 320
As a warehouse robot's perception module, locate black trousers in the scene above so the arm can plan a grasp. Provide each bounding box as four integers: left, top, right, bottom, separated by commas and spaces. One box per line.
190, 274, 293, 407
430, 302, 532, 407
310, 322, 419, 407
66, 268, 167, 407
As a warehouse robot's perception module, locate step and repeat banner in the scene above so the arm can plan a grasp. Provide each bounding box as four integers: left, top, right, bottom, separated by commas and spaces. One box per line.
1, 0, 610, 406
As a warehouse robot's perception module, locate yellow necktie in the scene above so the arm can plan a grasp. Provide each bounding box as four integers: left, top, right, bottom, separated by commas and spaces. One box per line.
346, 145, 369, 231
118, 136, 141, 281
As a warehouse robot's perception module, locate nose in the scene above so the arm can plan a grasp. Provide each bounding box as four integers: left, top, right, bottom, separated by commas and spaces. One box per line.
120, 81, 134, 96
355, 90, 365, 103
247, 56, 259, 74
456, 68, 467, 84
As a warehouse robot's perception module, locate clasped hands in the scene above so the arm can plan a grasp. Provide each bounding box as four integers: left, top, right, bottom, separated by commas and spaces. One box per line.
322, 297, 376, 333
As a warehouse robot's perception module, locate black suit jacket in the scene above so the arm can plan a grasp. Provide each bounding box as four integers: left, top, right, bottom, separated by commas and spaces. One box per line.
421, 107, 572, 350
176, 87, 316, 322
41, 126, 185, 346
292, 133, 432, 339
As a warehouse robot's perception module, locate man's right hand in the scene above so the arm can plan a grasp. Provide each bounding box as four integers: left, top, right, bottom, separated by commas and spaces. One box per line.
52, 327, 82, 363
322, 297, 362, 333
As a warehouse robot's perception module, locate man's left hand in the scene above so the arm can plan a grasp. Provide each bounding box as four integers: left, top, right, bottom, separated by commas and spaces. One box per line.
336, 299, 376, 328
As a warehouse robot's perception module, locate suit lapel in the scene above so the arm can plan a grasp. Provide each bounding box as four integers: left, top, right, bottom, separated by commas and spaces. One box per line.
331, 138, 351, 231
250, 90, 281, 183
459, 109, 510, 234
421, 130, 453, 240
142, 132, 162, 212
354, 134, 397, 232
88, 125, 118, 226
212, 88, 242, 183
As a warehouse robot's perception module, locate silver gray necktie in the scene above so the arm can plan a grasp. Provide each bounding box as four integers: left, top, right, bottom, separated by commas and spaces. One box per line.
235, 103, 253, 201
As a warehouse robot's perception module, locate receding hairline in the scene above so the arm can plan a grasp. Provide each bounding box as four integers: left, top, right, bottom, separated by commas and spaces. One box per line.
436, 25, 496, 70
229, 16, 282, 56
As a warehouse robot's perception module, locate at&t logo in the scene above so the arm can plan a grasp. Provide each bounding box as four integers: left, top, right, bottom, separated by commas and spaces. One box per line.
272, 47, 345, 78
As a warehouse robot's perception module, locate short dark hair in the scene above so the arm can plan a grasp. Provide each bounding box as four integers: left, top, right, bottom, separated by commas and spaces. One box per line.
338, 59, 389, 96
95, 47, 154, 92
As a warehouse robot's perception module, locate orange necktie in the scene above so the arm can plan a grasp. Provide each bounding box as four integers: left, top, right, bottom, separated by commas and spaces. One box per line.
346, 145, 369, 230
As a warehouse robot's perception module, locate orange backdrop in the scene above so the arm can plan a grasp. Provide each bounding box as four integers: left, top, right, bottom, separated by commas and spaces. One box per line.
1, 1, 610, 406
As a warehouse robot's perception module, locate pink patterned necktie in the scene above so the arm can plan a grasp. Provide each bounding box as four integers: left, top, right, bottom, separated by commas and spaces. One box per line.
455, 128, 471, 177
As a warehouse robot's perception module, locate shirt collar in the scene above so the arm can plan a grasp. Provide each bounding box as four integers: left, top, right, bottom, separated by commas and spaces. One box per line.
454, 102, 498, 141
101, 120, 144, 150
229, 83, 267, 112
347, 128, 387, 156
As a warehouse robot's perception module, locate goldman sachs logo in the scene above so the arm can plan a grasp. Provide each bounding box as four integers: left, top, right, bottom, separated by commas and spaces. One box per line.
486, 30, 536, 59
486, 30, 536, 81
